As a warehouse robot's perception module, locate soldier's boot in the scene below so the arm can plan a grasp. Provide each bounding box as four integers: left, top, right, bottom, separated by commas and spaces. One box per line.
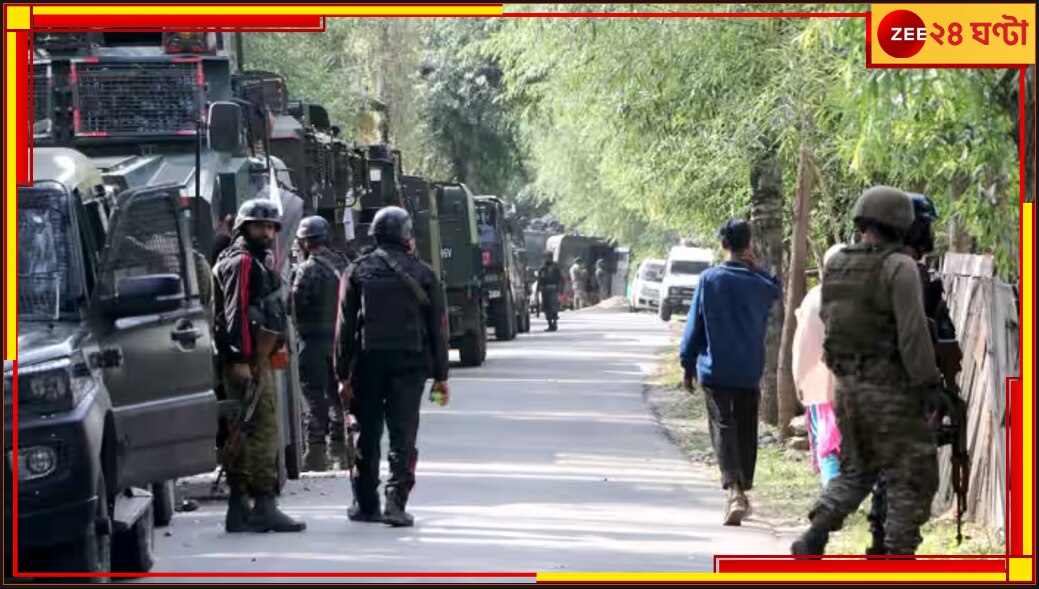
723, 485, 747, 526
302, 443, 329, 472
865, 529, 887, 555
382, 489, 414, 528
791, 506, 836, 557
224, 485, 252, 533
347, 479, 382, 523
248, 494, 307, 533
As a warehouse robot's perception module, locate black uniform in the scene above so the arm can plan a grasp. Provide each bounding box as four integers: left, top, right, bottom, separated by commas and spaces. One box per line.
538, 261, 564, 324
292, 247, 351, 445
334, 242, 450, 515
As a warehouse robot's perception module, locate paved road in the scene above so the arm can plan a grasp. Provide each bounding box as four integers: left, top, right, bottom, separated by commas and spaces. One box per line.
148, 308, 787, 582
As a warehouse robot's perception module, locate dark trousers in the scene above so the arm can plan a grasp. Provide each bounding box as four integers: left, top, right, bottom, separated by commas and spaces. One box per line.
703, 386, 760, 491
351, 353, 427, 512
299, 338, 344, 445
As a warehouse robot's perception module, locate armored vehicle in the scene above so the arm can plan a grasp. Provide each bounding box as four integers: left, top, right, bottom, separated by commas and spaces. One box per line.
436, 183, 487, 367
474, 196, 530, 339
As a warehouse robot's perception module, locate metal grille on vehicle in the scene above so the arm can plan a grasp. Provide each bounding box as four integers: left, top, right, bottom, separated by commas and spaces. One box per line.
101, 195, 184, 297
32, 62, 52, 136
72, 60, 203, 137
17, 187, 75, 319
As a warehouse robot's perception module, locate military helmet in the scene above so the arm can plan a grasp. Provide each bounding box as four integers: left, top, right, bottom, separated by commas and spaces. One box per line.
908, 193, 938, 223
369, 206, 414, 245
234, 198, 282, 232
851, 186, 915, 232
297, 215, 331, 242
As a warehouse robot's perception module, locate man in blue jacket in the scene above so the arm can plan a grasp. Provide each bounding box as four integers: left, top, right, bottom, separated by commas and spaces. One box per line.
680, 220, 782, 526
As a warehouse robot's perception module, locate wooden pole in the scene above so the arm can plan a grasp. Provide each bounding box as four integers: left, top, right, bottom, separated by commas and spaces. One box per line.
777, 142, 813, 440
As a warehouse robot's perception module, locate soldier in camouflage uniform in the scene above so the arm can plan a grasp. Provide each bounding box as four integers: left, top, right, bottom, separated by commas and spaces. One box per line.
291, 216, 351, 471
791, 186, 942, 556
213, 199, 306, 534
865, 193, 963, 555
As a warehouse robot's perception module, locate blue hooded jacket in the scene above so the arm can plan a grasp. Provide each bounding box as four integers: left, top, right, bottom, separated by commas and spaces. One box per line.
679, 260, 782, 391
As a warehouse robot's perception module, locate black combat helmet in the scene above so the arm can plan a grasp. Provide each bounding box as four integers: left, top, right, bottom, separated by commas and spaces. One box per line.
234, 198, 282, 232
369, 206, 414, 245
906, 193, 938, 255
297, 215, 331, 243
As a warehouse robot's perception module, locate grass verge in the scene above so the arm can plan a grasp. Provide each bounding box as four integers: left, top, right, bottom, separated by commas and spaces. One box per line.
645, 340, 1005, 555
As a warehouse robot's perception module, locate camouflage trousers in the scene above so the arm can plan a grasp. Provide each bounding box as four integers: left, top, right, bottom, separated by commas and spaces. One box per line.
299, 340, 345, 445
220, 359, 278, 497
807, 371, 938, 554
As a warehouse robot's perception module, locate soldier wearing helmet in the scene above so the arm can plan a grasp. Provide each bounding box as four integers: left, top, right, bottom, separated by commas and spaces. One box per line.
334, 206, 450, 527
863, 192, 964, 555
212, 198, 306, 534
792, 186, 942, 556
290, 215, 351, 471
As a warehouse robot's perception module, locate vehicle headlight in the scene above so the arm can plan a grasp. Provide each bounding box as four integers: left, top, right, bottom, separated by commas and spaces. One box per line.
8, 445, 60, 481
17, 359, 93, 414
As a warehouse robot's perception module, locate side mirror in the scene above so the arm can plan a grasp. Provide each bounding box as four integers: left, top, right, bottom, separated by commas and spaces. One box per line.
103, 274, 184, 319
208, 102, 246, 155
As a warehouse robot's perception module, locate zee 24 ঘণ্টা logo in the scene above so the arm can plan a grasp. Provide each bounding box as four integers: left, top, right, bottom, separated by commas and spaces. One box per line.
877, 8, 1029, 59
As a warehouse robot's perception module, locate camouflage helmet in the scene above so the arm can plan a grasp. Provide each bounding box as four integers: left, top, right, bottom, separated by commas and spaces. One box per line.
851, 186, 915, 232
369, 206, 413, 245
296, 215, 331, 242
234, 198, 282, 232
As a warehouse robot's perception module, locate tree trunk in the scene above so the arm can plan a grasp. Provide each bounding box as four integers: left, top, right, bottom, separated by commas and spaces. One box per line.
777, 144, 813, 440
750, 144, 784, 426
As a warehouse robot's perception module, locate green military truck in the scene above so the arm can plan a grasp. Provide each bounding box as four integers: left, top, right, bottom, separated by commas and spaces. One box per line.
7, 148, 221, 579
401, 175, 443, 278
435, 183, 487, 367
474, 196, 530, 340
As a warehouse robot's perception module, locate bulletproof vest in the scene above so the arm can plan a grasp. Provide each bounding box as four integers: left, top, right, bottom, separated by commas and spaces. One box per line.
250, 250, 288, 337
820, 244, 901, 368
357, 249, 427, 354
295, 250, 347, 338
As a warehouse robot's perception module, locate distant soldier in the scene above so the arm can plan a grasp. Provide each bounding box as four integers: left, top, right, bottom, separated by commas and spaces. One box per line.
213, 199, 306, 534
792, 186, 941, 556
570, 258, 589, 310
537, 253, 565, 332
291, 216, 351, 471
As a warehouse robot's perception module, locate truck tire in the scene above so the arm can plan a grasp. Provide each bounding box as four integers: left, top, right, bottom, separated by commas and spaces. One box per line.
659, 301, 672, 322
496, 295, 516, 341
151, 481, 175, 528
459, 331, 482, 367
111, 498, 154, 575
44, 474, 112, 582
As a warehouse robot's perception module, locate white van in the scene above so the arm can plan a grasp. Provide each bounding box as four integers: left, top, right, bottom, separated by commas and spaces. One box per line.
659, 246, 715, 321
629, 258, 666, 312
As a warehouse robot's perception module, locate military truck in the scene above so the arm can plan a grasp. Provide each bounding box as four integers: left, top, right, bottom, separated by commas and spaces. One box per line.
6, 148, 220, 578
401, 175, 443, 277
31, 31, 306, 489
436, 183, 488, 367
474, 196, 530, 339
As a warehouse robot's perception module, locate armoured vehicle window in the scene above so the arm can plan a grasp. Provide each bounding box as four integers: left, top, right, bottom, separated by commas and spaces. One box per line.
17, 184, 83, 320
476, 204, 498, 246
100, 196, 186, 301
670, 260, 711, 276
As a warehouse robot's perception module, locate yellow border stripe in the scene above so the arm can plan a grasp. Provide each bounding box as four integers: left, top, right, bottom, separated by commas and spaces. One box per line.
1023, 202, 1034, 556
5, 31, 18, 362
32, 5, 503, 16
535, 573, 1008, 582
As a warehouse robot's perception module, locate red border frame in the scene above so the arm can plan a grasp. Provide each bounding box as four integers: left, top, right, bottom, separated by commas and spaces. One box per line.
4, 2, 1035, 582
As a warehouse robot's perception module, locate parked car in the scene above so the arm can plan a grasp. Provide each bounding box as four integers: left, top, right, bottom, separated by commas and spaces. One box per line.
659, 246, 715, 321
629, 259, 666, 312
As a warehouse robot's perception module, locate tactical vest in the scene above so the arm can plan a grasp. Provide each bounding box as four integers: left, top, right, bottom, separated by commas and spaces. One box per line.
358, 250, 427, 354
295, 251, 346, 338
249, 254, 288, 337
820, 244, 901, 369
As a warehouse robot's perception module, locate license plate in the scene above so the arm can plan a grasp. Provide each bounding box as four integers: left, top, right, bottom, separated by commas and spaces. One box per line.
488, 289, 501, 299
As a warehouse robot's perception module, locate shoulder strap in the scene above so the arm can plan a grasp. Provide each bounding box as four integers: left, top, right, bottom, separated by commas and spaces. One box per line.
374, 249, 430, 308
311, 254, 342, 281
